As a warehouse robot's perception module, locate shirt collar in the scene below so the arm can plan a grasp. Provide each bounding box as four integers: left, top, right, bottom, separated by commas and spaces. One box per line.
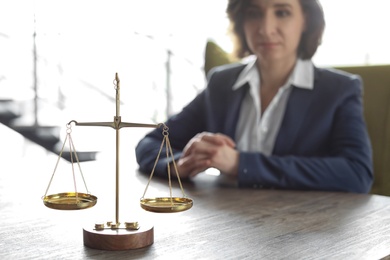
232, 58, 314, 91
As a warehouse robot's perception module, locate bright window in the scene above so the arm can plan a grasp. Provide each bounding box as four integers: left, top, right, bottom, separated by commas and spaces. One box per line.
1, 0, 389, 126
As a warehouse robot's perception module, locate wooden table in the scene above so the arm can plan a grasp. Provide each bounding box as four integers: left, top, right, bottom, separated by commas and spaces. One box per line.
1, 123, 390, 259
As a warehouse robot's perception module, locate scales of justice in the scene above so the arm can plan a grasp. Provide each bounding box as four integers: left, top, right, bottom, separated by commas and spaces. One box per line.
41, 73, 193, 250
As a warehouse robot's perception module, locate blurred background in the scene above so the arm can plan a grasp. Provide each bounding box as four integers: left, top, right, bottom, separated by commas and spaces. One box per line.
1, 0, 389, 160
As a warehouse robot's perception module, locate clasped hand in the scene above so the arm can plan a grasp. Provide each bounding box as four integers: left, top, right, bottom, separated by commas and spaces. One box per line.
176, 132, 239, 178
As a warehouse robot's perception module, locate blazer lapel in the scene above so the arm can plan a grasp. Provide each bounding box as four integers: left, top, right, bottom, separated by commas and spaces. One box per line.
224, 83, 249, 139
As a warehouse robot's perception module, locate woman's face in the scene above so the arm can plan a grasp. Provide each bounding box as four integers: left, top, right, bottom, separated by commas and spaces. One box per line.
243, 0, 306, 64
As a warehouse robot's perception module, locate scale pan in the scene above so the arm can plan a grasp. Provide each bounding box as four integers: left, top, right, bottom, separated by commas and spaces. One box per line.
43, 192, 97, 210
140, 197, 193, 213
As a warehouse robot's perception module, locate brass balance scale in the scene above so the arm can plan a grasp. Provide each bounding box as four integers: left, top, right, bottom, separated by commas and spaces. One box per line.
42, 73, 192, 250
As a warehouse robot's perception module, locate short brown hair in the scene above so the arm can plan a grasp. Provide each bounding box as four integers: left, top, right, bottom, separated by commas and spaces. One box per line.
226, 0, 325, 60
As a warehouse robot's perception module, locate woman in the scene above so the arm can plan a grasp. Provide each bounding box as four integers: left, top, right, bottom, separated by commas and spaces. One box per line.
135, 0, 373, 193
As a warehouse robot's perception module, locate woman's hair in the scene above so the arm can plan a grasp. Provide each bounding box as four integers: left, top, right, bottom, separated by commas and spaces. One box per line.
226, 0, 325, 60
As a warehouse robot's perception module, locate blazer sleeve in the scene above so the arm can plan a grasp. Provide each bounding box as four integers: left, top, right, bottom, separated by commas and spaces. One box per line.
237, 70, 373, 193
135, 90, 208, 177
135, 63, 245, 177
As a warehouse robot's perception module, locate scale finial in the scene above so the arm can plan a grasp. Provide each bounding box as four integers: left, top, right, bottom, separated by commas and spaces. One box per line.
115, 73, 120, 117
115, 72, 120, 87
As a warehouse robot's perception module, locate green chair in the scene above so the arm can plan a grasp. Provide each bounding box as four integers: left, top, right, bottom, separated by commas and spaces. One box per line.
336, 65, 390, 196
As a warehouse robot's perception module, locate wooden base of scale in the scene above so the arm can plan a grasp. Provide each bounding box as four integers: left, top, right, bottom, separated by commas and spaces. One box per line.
83, 223, 154, 250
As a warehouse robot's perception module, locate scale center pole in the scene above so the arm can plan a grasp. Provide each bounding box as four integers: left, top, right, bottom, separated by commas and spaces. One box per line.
115, 124, 120, 224
115, 73, 120, 225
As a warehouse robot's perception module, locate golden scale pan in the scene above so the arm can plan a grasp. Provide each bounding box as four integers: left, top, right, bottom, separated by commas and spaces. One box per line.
43, 192, 97, 210
42, 73, 192, 214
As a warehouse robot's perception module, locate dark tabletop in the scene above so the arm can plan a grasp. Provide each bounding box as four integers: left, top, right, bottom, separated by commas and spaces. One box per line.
1, 123, 390, 260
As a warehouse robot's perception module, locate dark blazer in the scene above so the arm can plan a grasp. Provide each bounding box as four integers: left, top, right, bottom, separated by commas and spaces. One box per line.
136, 63, 373, 193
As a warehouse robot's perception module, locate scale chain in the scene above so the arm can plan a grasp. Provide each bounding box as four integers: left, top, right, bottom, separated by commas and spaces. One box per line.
141, 124, 188, 203
43, 123, 90, 200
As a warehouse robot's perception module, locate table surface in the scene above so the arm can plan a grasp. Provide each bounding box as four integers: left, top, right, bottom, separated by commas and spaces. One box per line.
1, 123, 390, 260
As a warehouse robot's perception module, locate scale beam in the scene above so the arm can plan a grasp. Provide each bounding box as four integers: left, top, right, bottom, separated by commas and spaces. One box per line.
68, 120, 161, 130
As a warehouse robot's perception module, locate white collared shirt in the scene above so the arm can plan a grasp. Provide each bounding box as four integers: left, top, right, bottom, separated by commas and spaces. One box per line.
233, 57, 314, 155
